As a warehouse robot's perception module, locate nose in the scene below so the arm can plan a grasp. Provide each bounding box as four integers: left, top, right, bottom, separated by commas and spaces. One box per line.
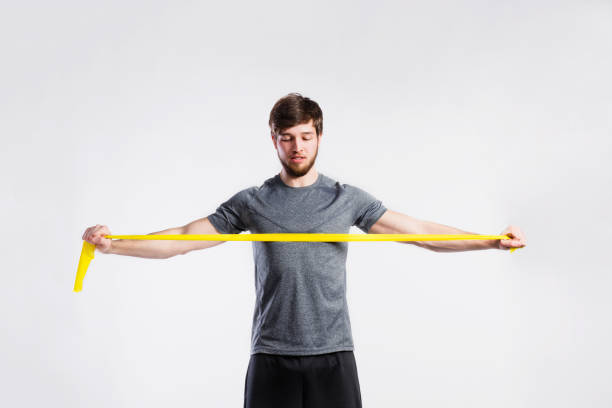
291, 138, 305, 154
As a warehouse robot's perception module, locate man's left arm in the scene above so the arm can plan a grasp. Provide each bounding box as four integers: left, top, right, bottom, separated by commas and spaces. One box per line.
368, 210, 527, 252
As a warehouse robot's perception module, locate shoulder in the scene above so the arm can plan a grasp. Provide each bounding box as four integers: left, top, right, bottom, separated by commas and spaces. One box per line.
319, 173, 353, 191
336, 180, 371, 198
337, 180, 384, 211
231, 175, 276, 202
232, 185, 259, 202
320, 174, 379, 203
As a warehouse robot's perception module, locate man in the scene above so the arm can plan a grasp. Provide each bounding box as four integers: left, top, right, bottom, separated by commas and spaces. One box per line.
82, 93, 526, 407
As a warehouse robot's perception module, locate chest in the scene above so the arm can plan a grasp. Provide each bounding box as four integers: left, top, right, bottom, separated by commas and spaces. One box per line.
245, 193, 355, 234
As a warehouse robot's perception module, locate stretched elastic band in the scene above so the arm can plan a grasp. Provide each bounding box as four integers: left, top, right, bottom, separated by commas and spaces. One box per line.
73, 233, 519, 292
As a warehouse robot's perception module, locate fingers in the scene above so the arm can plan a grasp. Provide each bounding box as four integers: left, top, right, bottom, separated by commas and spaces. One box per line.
82, 226, 96, 242
82, 224, 110, 244
500, 225, 527, 250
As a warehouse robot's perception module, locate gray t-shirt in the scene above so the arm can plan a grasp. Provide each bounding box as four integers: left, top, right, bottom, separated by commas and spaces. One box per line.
207, 172, 387, 356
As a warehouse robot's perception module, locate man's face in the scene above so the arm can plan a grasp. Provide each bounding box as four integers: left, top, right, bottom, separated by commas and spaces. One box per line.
271, 120, 321, 178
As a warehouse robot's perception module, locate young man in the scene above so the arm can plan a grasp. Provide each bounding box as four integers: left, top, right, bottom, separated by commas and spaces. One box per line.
82, 93, 526, 407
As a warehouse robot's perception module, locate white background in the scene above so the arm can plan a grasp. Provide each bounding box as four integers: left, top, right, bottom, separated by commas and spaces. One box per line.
2, 1, 611, 407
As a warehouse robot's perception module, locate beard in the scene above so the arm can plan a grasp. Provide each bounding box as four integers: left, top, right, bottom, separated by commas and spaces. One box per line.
278, 146, 319, 178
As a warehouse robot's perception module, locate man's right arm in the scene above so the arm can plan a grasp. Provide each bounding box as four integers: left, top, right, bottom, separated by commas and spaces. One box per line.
84, 217, 225, 259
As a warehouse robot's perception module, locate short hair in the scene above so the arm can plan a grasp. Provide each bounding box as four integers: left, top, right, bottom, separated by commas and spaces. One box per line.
269, 93, 323, 137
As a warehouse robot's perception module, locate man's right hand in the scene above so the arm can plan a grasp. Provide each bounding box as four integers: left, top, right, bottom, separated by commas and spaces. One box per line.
82, 224, 112, 254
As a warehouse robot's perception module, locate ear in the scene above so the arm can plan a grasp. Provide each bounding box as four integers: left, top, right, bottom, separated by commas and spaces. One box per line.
270, 132, 277, 149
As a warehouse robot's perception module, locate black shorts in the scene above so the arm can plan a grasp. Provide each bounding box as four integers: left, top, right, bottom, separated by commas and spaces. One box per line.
244, 350, 362, 408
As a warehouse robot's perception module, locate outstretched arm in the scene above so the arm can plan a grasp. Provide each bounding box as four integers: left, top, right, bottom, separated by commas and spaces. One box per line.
368, 210, 526, 252
83, 217, 225, 259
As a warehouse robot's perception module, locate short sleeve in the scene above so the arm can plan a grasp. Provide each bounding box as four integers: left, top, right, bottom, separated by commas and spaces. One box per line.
348, 185, 388, 233
206, 188, 251, 234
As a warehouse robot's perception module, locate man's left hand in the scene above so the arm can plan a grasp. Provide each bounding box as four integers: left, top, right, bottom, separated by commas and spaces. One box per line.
497, 225, 527, 250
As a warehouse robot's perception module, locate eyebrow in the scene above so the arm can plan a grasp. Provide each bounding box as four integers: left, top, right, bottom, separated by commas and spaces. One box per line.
280, 131, 314, 136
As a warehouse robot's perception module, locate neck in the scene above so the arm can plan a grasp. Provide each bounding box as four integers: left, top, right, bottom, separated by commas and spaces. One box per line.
279, 168, 319, 188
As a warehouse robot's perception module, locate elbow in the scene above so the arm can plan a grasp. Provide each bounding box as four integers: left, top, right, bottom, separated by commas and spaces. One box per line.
163, 249, 184, 259
397, 241, 436, 251
412, 241, 438, 252
170, 249, 189, 258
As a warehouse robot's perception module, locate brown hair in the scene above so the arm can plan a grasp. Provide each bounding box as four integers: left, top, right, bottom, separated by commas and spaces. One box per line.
269, 93, 323, 137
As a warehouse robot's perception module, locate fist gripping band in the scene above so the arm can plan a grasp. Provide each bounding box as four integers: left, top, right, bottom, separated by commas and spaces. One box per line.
73, 233, 519, 292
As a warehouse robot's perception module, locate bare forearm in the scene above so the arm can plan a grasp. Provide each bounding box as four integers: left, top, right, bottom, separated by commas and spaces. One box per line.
417, 220, 497, 252
108, 227, 185, 259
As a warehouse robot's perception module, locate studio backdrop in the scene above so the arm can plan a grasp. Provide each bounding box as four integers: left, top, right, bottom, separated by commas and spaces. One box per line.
1, 1, 611, 407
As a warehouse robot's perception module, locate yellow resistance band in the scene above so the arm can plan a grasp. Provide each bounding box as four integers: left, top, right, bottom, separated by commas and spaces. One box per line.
73, 233, 519, 292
